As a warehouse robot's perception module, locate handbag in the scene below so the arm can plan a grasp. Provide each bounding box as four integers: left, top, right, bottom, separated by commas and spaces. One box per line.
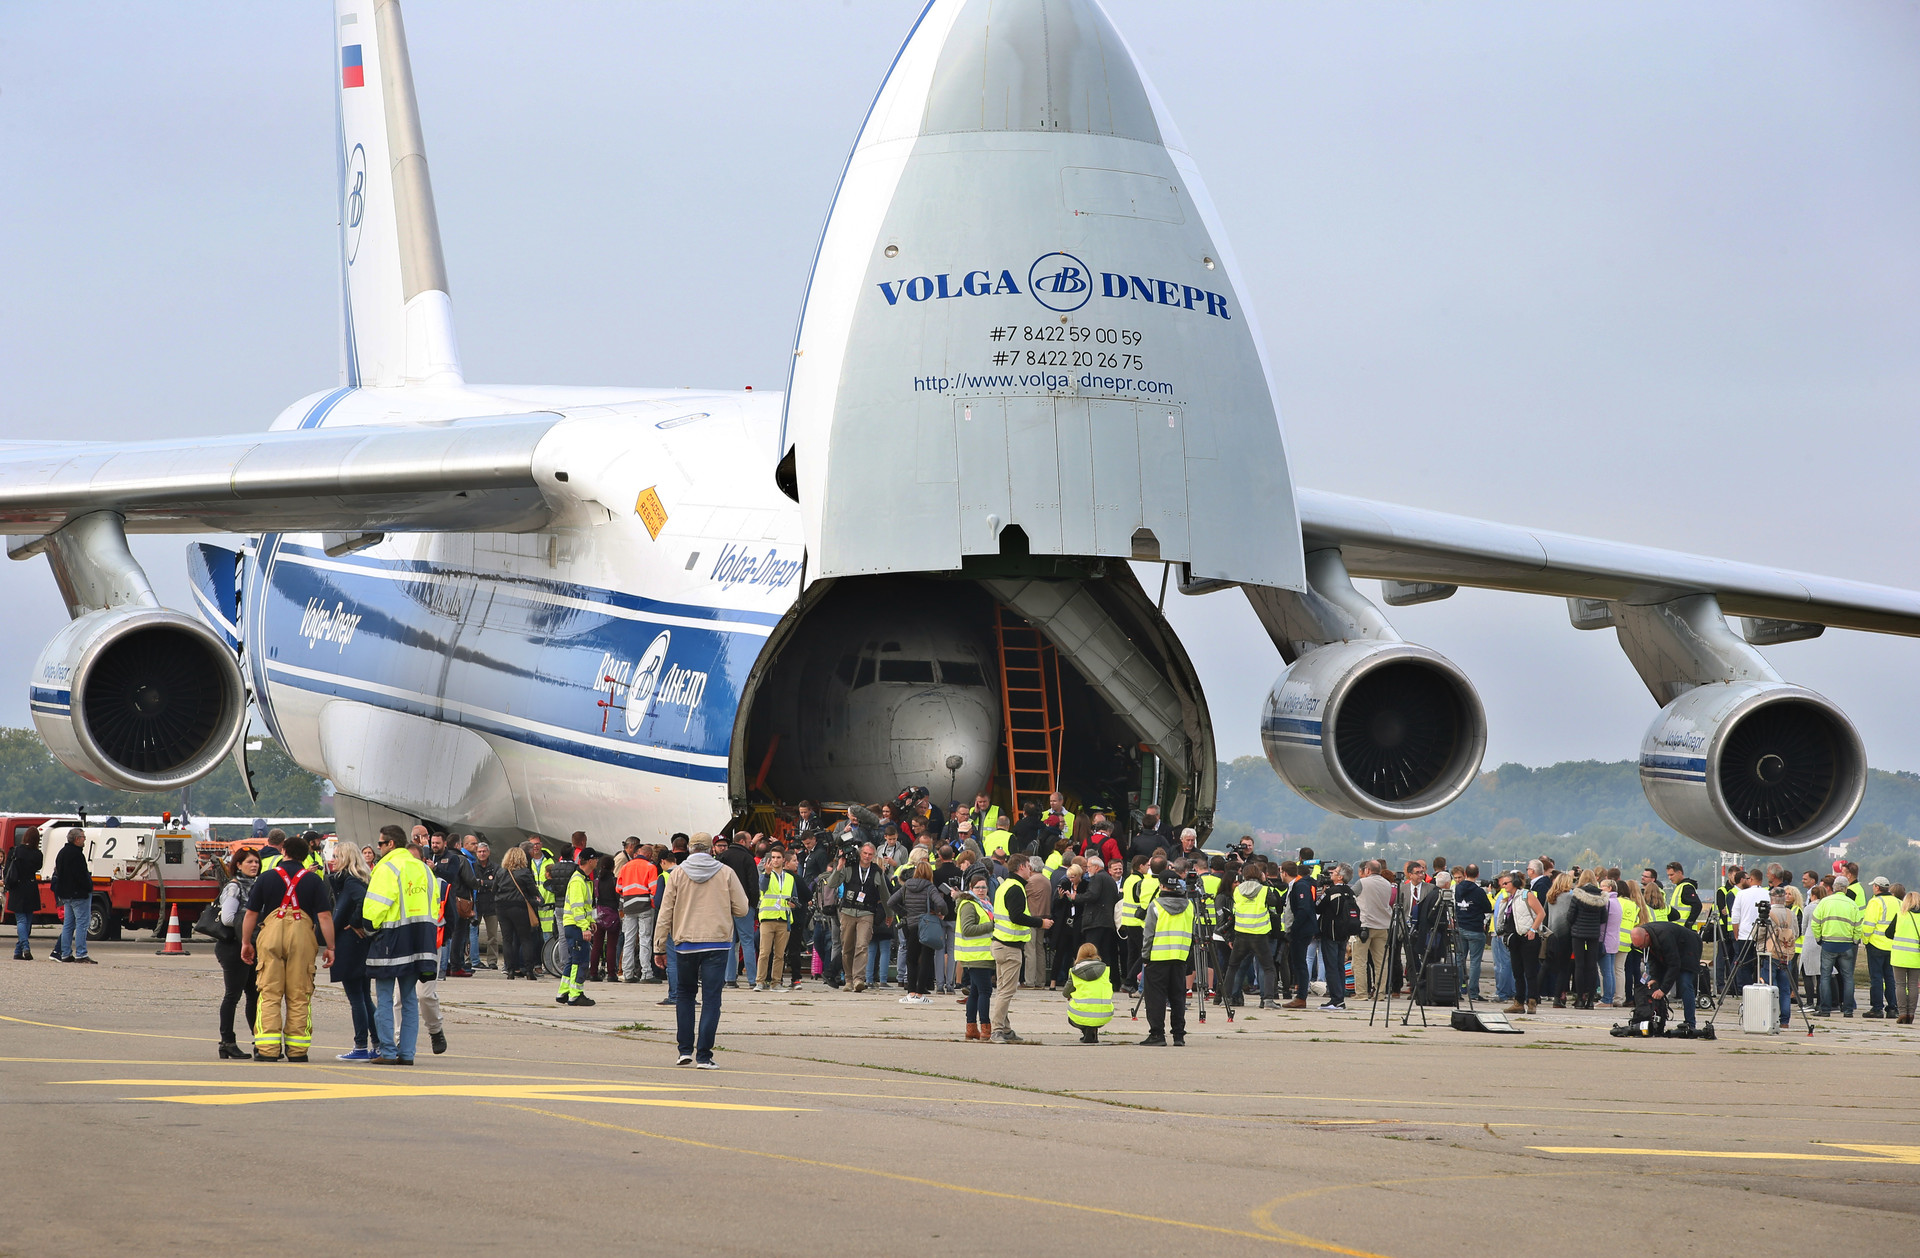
196, 900, 234, 943
917, 912, 945, 948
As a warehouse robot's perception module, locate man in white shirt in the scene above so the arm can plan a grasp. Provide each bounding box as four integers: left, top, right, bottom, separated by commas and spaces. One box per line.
1729, 867, 1771, 990
1354, 861, 1393, 1000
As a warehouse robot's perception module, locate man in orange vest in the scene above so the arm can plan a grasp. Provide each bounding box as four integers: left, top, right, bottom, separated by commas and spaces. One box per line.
616, 840, 661, 982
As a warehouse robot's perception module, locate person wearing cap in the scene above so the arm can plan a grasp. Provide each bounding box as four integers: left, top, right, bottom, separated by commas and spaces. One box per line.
1860, 876, 1902, 1018
1812, 875, 1862, 1016
955, 867, 997, 1040
652, 833, 748, 1068
1136, 876, 1193, 1046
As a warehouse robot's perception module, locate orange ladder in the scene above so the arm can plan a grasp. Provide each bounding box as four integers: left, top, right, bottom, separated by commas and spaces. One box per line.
993, 604, 1063, 809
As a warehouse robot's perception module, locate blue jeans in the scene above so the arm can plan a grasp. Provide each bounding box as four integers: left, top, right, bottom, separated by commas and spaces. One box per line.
13, 910, 31, 956
1759, 955, 1794, 1025
1668, 968, 1697, 1027
676, 946, 728, 1063
934, 920, 956, 990
1454, 930, 1487, 997
1867, 947, 1894, 1013
1316, 939, 1345, 1004
373, 973, 420, 1060
342, 976, 374, 1049
57, 897, 91, 959
868, 936, 894, 986
964, 965, 993, 1023
1493, 932, 1514, 1000
1601, 949, 1617, 1005
1820, 943, 1856, 1012
724, 915, 757, 983
667, 946, 681, 1001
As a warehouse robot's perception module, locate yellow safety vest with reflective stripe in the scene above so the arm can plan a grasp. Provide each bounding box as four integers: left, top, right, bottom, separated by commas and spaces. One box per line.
1813, 892, 1861, 943
1147, 902, 1193, 961
954, 897, 995, 964
1232, 885, 1273, 936
1617, 899, 1641, 949
1643, 887, 1668, 923
1890, 911, 1920, 970
259, 849, 284, 871
759, 870, 794, 922
1044, 850, 1064, 872
363, 849, 436, 930
532, 856, 556, 931
992, 878, 1030, 945
1862, 894, 1900, 952
562, 869, 593, 931
1120, 873, 1160, 927
1067, 968, 1114, 1027
982, 828, 1014, 857
1666, 882, 1701, 931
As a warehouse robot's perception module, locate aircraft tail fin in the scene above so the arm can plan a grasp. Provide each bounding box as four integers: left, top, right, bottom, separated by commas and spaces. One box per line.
335, 0, 462, 388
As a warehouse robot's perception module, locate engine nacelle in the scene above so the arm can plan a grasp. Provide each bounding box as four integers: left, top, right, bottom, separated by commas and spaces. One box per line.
1639, 681, 1865, 856
1262, 641, 1488, 821
30, 607, 247, 793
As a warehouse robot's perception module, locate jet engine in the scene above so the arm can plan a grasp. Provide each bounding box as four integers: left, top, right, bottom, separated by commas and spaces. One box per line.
30, 607, 247, 793
1639, 681, 1865, 857
1261, 640, 1487, 821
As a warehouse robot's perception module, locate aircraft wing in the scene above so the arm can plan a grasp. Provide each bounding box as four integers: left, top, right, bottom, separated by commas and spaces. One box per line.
0, 415, 561, 541
1297, 488, 1920, 637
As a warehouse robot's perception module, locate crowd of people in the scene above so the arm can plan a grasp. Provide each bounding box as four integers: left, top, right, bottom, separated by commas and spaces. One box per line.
10, 795, 1917, 1063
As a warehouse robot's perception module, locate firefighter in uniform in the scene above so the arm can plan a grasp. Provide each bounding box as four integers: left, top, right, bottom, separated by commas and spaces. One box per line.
1137, 877, 1194, 1047
240, 834, 335, 1062
557, 851, 597, 1007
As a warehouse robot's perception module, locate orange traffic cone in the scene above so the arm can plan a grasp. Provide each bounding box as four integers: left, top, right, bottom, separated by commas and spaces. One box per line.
155, 904, 191, 956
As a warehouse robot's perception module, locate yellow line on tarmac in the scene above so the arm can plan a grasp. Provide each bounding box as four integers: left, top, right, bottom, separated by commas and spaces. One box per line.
1530, 1143, 1920, 1164
1076, 1090, 1720, 1120
0, 1014, 201, 1041
486, 1101, 1394, 1257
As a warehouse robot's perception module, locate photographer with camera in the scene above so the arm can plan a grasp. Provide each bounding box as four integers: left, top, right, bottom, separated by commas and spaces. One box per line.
1631, 918, 1703, 1034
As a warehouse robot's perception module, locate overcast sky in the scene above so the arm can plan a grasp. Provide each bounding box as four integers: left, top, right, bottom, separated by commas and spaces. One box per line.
2, 2, 1917, 772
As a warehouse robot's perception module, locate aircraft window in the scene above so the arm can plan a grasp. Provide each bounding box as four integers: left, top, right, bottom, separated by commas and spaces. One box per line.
854, 658, 875, 689
937, 661, 985, 687
880, 641, 902, 653
878, 659, 935, 684
835, 654, 857, 684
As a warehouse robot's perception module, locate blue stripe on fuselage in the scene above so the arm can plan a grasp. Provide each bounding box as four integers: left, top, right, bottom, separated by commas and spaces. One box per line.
255, 543, 770, 781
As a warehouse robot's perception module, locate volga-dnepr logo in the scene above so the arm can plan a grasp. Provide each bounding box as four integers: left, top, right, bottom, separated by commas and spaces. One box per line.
875, 251, 1230, 320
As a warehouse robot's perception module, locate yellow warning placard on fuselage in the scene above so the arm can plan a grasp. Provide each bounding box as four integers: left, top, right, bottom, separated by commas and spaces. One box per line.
635, 486, 668, 540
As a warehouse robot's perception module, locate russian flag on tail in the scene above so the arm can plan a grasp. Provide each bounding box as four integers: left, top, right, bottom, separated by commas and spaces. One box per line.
342, 43, 364, 89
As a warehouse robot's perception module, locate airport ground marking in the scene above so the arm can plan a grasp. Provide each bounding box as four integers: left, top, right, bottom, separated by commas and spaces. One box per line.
1528, 1143, 1920, 1164
56, 1078, 805, 1111
487, 1101, 1395, 1258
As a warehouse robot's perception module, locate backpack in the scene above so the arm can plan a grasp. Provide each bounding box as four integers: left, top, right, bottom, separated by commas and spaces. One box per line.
1326, 885, 1361, 941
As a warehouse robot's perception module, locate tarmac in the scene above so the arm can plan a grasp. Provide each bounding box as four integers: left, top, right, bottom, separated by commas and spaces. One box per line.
4, 931, 1916, 1255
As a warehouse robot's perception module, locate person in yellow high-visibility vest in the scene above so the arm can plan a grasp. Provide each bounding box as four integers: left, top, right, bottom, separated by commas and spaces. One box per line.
1889, 892, 1920, 1025
1138, 877, 1194, 1046
1064, 942, 1113, 1043
1860, 876, 1902, 1019
556, 850, 597, 1008
988, 855, 1050, 1044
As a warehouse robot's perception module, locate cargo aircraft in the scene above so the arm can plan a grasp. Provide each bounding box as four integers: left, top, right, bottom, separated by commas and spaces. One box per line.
11, 0, 1919, 856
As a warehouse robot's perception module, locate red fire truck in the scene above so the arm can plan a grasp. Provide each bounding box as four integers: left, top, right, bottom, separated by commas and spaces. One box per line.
0, 813, 330, 941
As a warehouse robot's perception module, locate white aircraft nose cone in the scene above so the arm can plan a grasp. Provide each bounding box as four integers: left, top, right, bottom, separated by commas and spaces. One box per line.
890, 685, 997, 800
921, 0, 1161, 142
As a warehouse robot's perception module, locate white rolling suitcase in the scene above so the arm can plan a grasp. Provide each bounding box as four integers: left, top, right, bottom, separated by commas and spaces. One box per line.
1741, 984, 1780, 1034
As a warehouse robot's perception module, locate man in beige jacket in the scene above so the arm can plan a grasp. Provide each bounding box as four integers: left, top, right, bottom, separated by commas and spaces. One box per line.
653, 833, 748, 1068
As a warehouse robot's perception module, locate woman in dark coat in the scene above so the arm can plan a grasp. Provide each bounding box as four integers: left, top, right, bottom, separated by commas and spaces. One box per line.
1566, 872, 1611, 1010
326, 843, 376, 1060
7, 827, 44, 960
492, 847, 542, 978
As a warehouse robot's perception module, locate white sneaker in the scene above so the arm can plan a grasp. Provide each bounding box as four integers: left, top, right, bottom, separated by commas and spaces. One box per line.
695, 1060, 718, 1070
676, 1054, 694, 1066
910, 994, 933, 1004
1318, 1001, 1346, 1011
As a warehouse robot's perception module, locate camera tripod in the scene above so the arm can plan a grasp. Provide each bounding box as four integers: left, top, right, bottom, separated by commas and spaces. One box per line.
1369, 889, 1417, 1027
1702, 903, 1818, 1037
